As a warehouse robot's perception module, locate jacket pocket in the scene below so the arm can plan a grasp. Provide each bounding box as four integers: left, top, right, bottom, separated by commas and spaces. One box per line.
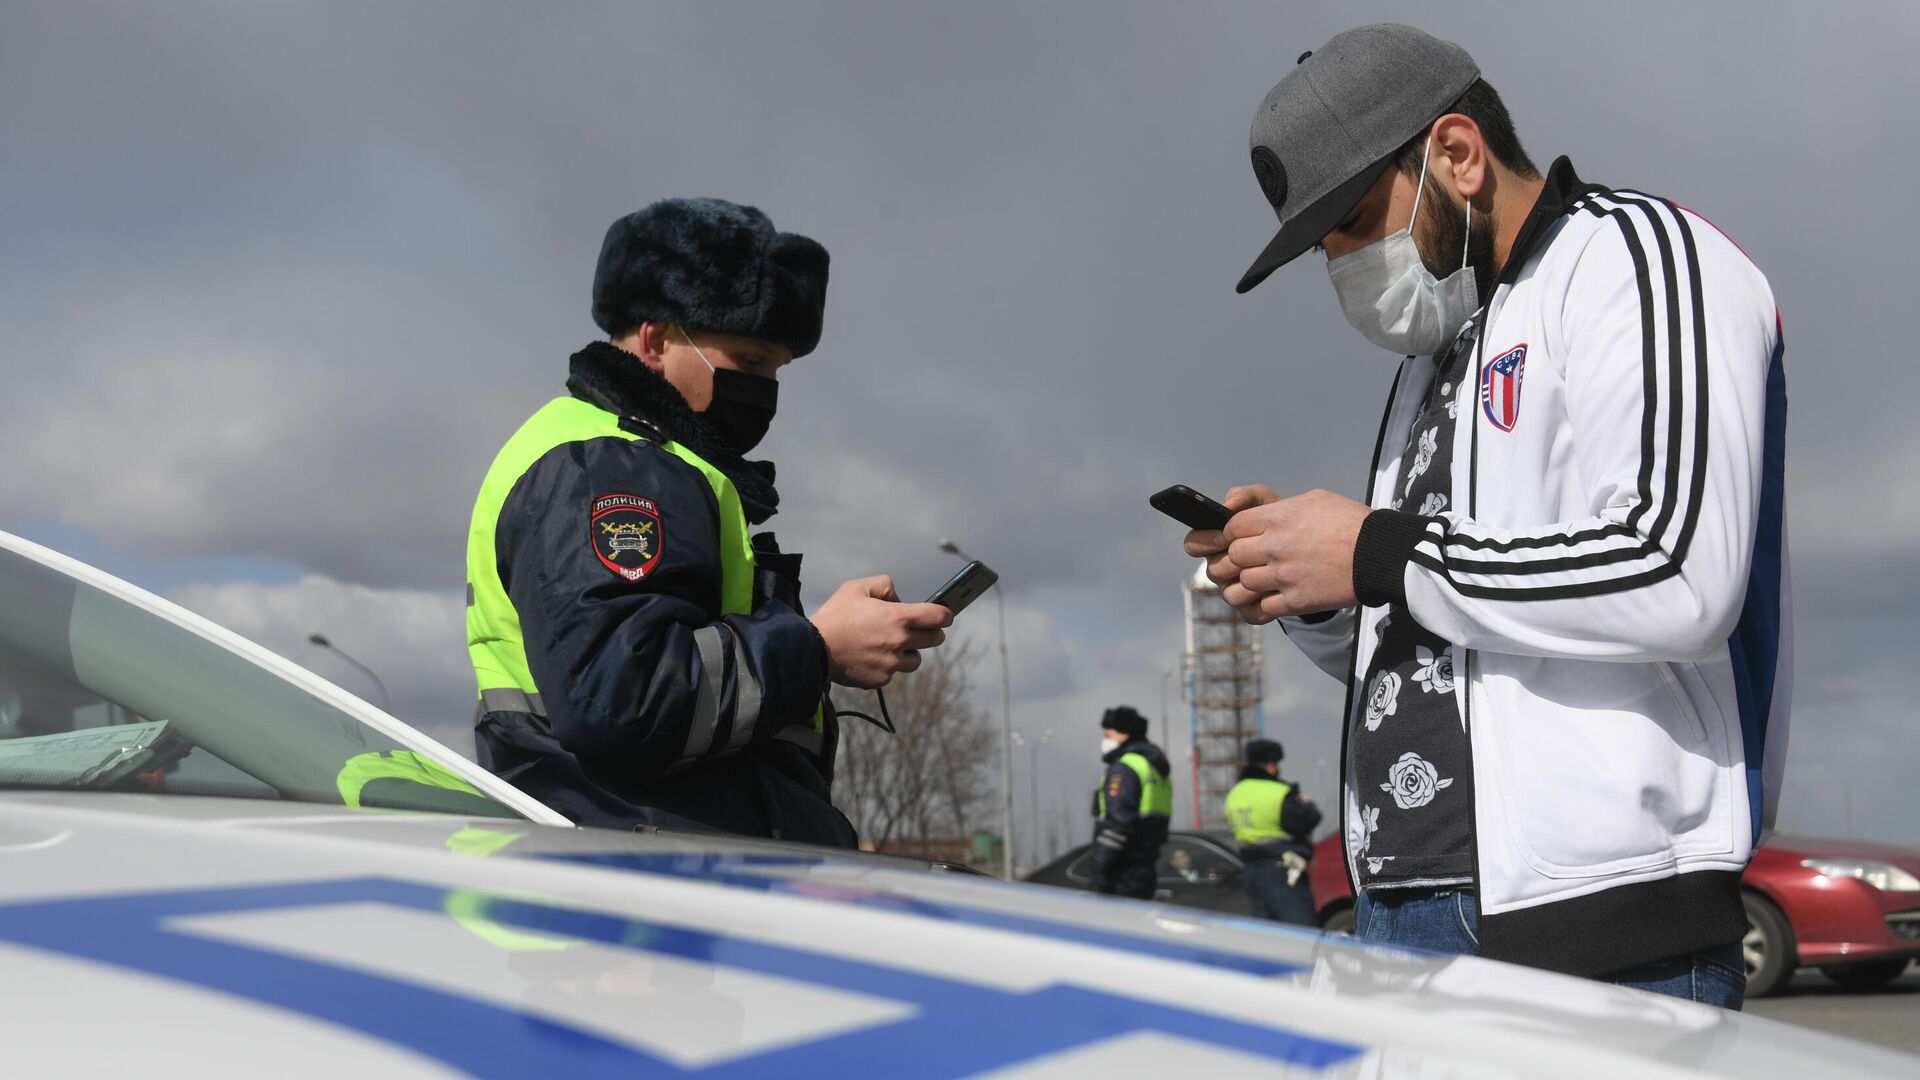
1655, 662, 1708, 747
1483, 658, 1727, 879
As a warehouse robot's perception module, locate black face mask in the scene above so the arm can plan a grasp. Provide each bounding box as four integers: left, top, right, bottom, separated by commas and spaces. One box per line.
703, 368, 779, 455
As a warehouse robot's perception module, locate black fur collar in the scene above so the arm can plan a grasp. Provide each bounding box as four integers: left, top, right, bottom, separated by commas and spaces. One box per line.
566, 341, 780, 525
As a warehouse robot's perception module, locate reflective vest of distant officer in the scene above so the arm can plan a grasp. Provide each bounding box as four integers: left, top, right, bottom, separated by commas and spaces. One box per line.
1089, 706, 1172, 899
465, 198, 949, 846
1223, 738, 1323, 925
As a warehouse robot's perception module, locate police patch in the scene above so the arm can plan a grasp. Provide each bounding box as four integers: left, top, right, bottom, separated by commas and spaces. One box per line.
1108, 775, 1124, 797
590, 494, 663, 582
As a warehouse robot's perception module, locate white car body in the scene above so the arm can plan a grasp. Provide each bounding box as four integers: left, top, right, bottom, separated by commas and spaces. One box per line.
0, 529, 1911, 1079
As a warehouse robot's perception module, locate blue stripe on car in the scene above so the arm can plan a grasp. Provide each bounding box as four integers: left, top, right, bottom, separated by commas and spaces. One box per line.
537, 850, 1310, 978
0, 878, 1362, 1077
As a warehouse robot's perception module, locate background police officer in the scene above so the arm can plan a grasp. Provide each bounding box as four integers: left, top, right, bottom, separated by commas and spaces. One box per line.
1224, 738, 1322, 925
466, 198, 951, 846
1088, 706, 1172, 899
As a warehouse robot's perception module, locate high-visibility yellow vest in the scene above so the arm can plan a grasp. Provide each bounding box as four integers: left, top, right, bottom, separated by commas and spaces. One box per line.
1224, 776, 1296, 846
465, 396, 758, 709
1097, 751, 1172, 819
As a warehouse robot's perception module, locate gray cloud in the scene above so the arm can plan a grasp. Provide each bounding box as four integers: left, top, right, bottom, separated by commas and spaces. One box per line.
5, 1, 1916, 848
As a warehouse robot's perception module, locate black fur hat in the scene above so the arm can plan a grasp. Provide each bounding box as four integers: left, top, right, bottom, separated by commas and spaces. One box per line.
1101, 706, 1149, 739
1245, 738, 1285, 765
591, 198, 830, 358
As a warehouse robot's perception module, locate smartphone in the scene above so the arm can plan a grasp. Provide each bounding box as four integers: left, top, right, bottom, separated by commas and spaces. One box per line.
926, 560, 998, 616
1150, 485, 1233, 531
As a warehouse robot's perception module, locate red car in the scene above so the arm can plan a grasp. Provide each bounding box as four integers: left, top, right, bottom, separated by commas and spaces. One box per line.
1308, 832, 1920, 997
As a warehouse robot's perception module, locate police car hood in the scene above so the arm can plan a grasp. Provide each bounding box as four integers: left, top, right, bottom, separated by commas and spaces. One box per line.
0, 793, 1909, 1079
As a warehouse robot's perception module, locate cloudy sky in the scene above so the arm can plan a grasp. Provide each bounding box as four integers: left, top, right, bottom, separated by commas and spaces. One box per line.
5, 1, 1914, 862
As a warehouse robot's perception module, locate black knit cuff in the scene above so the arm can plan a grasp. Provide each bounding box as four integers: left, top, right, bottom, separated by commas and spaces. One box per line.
1353, 509, 1431, 608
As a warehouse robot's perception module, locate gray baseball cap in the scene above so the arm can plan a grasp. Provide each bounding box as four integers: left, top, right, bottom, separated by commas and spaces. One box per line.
1236, 24, 1480, 294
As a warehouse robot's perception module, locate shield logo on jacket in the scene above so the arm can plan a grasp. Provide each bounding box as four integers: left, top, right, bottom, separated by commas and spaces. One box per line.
1480, 344, 1528, 432
590, 494, 663, 582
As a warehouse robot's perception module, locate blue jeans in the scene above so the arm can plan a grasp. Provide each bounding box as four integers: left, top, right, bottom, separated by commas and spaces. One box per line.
1355, 887, 1482, 955
1609, 940, 1746, 1009
1354, 888, 1746, 1009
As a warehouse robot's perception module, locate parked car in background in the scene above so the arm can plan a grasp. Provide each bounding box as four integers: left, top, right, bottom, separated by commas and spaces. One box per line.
1028, 827, 1920, 999
1022, 830, 1355, 931
1739, 834, 1920, 996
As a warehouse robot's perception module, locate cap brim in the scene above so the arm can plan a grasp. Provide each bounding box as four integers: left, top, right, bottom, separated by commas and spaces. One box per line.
1235, 153, 1396, 294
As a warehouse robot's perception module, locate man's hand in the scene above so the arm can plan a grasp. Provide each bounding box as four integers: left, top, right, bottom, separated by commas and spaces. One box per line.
1183, 485, 1282, 624
810, 575, 952, 689
1223, 488, 1371, 620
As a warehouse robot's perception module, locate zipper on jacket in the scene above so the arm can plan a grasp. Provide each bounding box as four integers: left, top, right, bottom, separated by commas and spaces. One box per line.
1464, 303, 1494, 908
1458, 190, 1587, 932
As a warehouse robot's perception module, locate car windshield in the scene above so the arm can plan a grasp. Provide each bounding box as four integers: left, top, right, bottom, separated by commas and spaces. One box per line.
0, 544, 520, 819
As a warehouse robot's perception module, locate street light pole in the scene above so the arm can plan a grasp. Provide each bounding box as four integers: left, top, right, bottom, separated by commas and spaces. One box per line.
1158, 667, 1172, 752
1033, 730, 1050, 859
307, 632, 392, 714
940, 537, 1013, 880
1013, 728, 1054, 868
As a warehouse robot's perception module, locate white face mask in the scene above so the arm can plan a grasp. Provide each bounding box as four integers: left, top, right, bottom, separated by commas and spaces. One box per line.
1326, 132, 1478, 356
1100, 737, 1121, 756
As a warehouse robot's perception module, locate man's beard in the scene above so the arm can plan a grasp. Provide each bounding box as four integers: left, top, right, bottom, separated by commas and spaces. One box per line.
1417, 174, 1496, 305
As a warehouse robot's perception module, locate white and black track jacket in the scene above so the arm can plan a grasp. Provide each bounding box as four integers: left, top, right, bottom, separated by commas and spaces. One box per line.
1283, 158, 1789, 976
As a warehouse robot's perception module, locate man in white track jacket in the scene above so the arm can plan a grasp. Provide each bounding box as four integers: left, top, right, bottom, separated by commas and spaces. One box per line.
1186, 24, 1787, 1007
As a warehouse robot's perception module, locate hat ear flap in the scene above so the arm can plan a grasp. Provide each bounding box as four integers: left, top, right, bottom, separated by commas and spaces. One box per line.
761, 234, 829, 358
591, 215, 644, 334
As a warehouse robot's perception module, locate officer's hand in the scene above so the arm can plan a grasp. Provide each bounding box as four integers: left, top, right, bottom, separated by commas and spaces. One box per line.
1183, 485, 1282, 625
811, 576, 953, 689
1224, 488, 1370, 618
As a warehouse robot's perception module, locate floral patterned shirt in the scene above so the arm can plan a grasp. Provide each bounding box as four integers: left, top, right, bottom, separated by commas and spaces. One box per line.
1351, 327, 1478, 890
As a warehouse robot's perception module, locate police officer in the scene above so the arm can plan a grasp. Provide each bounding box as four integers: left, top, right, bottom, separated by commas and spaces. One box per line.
465, 198, 952, 846
1223, 738, 1322, 925
1088, 706, 1172, 899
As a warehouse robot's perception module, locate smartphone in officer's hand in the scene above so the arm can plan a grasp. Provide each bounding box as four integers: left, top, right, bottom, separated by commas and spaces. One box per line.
1150, 485, 1233, 531
926, 560, 998, 617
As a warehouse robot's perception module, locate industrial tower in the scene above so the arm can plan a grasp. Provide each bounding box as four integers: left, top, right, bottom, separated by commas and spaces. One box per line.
1183, 562, 1266, 828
